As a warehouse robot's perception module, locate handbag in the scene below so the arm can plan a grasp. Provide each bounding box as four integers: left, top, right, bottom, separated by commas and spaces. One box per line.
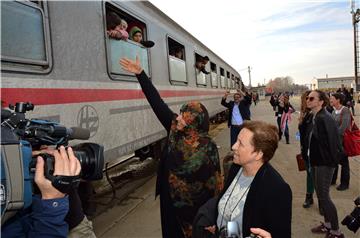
343, 115, 360, 157
296, 153, 306, 171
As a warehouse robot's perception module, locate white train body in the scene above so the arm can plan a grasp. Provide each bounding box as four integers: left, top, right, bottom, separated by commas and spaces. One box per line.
1, 1, 242, 163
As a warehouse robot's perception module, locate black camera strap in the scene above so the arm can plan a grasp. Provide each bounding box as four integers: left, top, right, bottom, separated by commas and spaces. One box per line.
48, 175, 81, 194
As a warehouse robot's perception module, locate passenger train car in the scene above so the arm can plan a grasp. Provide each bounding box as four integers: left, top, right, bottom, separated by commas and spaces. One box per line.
1, 1, 242, 164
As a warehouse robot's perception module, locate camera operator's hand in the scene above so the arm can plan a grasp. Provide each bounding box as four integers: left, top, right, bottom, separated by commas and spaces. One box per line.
35, 146, 81, 200
250, 228, 272, 238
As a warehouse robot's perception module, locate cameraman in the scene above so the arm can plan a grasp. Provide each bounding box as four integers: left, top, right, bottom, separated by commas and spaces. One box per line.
2, 146, 81, 238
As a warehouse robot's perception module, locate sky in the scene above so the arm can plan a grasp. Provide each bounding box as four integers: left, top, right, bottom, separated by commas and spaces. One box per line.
149, 0, 355, 86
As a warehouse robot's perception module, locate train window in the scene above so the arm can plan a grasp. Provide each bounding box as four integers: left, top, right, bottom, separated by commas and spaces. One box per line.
105, 4, 150, 80
210, 62, 218, 88
220, 67, 226, 89
195, 53, 207, 86
167, 37, 187, 84
231, 74, 235, 89
235, 77, 240, 89
1, 1, 51, 72
226, 71, 231, 89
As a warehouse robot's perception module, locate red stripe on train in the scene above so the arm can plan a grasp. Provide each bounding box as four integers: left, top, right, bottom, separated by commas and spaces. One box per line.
1, 88, 225, 105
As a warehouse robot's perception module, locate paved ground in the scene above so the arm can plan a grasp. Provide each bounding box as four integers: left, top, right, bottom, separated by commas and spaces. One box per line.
92, 97, 360, 238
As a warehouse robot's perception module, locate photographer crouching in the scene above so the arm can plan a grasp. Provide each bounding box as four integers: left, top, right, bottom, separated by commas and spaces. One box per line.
2, 146, 81, 237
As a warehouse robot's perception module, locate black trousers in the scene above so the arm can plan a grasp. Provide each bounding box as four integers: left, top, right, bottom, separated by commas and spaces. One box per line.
230, 125, 242, 148
331, 154, 350, 186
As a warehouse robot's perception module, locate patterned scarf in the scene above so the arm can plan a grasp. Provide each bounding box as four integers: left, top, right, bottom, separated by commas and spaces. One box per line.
167, 101, 221, 237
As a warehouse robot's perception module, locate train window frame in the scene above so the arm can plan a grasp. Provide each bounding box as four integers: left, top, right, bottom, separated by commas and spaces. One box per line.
166, 35, 188, 86
220, 67, 226, 89
194, 52, 207, 87
104, 2, 151, 82
231, 74, 235, 89
226, 71, 231, 89
210, 61, 218, 88
1, 1, 53, 74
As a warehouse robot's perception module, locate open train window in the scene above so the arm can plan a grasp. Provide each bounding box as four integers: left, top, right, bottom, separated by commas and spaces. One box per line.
210, 62, 218, 88
105, 3, 150, 81
235, 77, 240, 89
1, 1, 52, 73
167, 37, 187, 84
226, 71, 231, 89
220, 67, 226, 89
231, 74, 235, 89
195, 53, 207, 86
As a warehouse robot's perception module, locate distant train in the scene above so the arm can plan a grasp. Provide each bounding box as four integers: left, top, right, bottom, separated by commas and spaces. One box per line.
1, 1, 242, 164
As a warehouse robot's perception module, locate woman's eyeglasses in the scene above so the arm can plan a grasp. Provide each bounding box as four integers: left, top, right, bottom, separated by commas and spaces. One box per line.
306, 96, 315, 102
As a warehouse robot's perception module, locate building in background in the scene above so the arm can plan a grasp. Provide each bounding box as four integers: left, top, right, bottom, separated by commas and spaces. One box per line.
314, 76, 355, 90
251, 85, 266, 100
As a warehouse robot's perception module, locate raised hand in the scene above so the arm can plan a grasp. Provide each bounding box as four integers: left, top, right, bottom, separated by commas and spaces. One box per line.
119, 56, 143, 75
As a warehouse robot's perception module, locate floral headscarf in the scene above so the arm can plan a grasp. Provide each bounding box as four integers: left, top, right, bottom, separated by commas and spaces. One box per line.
169, 101, 209, 149
166, 101, 221, 237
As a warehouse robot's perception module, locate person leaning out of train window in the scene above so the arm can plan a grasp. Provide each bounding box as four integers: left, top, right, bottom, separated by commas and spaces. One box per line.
106, 11, 129, 41
195, 55, 210, 75
172, 47, 184, 60
129, 26, 155, 48
192, 121, 292, 238
119, 56, 222, 238
1, 146, 81, 238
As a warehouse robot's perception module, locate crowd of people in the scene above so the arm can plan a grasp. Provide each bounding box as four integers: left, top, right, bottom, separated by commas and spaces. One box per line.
270, 86, 358, 238
3, 21, 358, 236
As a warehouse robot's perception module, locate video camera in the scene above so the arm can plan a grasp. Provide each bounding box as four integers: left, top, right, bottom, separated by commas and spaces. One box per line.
342, 196, 360, 233
1, 102, 104, 224
219, 221, 259, 238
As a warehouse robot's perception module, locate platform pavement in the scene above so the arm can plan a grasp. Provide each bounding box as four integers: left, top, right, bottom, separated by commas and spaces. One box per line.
92, 98, 360, 238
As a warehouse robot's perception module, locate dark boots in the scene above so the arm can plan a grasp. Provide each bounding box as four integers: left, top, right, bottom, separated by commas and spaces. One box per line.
303, 193, 314, 208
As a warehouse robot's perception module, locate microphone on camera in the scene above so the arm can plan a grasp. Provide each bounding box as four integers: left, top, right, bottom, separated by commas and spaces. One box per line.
68, 127, 90, 140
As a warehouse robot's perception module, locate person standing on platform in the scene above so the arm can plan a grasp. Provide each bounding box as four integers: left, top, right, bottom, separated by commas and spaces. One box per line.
330, 93, 351, 191
221, 90, 252, 147
307, 90, 344, 238
119, 56, 222, 238
298, 90, 315, 209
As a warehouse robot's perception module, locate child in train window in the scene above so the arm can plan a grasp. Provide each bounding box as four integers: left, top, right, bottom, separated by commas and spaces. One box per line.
106, 12, 129, 41
129, 26, 154, 48
129, 26, 142, 43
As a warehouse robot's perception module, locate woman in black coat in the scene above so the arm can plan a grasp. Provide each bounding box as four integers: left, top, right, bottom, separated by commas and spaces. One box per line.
193, 121, 292, 238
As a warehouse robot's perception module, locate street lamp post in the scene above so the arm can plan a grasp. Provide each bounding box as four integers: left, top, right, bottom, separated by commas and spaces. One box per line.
248, 66, 252, 88
351, 0, 360, 91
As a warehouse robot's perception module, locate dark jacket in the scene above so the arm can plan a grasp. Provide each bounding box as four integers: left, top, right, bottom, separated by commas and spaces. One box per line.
310, 108, 342, 167
2, 195, 69, 238
298, 112, 313, 161
193, 163, 292, 238
221, 94, 252, 127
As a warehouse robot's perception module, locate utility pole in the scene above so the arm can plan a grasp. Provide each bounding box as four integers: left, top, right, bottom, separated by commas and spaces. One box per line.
351, 0, 360, 91
248, 66, 252, 88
